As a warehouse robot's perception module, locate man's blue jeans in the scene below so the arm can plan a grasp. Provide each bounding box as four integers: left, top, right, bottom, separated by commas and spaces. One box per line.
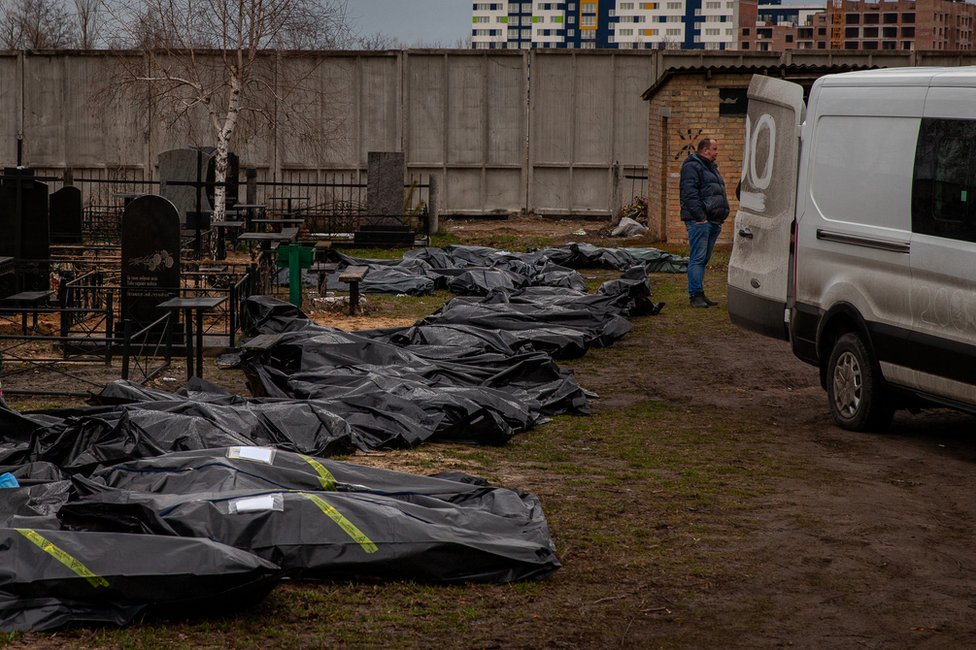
685, 220, 722, 296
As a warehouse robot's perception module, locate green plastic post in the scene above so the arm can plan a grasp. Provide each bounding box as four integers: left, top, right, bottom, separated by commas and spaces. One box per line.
282, 245, 313, 307
289, 245, 302, 307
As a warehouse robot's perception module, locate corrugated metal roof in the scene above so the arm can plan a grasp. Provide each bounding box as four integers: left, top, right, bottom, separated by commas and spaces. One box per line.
640, 62, 877, 100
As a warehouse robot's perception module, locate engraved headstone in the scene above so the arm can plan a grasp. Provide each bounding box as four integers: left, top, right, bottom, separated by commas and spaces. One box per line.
367, 151, 405, 225
356, 152, 413, 245
121, 195, 181, 328
0, 168, 50, 292
50, 185, 83, 244
199, 147, 240, 210
159, 148, 208, 222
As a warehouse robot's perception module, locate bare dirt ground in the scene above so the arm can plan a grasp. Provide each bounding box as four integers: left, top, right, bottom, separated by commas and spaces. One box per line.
639, 327, 976, 647
448, 215, 976, 647
6, 215, 976, 647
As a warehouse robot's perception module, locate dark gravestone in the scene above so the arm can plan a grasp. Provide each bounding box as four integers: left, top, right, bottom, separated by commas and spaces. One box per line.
200, 147, 240, 210
0, 168, 50, 292
357, 152, 412, 246
50, 186, 83, 244
121, 195, 181, 329
367, 152, 405, 224
159, 148, 208, 222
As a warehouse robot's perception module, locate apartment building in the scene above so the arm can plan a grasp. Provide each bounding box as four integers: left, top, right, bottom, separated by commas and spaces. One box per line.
740, 0, 976, 52
470, 1, 740, 50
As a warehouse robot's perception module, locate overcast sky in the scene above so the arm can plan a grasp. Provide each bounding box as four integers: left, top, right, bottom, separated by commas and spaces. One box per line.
346, 0, 472, 47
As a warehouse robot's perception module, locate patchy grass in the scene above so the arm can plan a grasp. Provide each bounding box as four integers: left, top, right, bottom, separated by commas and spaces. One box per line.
7, 228, 812, 649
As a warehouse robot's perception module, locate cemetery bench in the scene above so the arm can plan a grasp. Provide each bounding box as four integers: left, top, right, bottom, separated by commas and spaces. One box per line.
310, 262, 339, 296
313, 241, 331, 261
183, 210, 213, 258
251, 217, 305, 233
156, 296, 227, 380
238, 231, 299, 296
237, 231, 296, 254
194, 265, 228, 289
230, 203, 266, 232
338, 266, 369, 314
215, 220, 245, 257
0, 290, 55, 334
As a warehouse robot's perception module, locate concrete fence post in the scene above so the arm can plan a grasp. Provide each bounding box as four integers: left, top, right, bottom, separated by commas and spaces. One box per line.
429, 175, 439, 235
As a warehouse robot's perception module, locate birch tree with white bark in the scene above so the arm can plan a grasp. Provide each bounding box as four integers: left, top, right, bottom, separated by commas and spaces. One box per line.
105, 0, 349, 256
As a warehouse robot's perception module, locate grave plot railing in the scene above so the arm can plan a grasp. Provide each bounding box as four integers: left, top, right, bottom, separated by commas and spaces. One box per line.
253, 175, 432, 240
0, 276, 115, 366
83, 205, 123, 242
52, 244, 122, 269
74, 177, 160, 243
174, 263, 252, 347
0, 299, 118, 400
229, 270, 254, 346
59, 270, 110, 334
121, 312, 173, 383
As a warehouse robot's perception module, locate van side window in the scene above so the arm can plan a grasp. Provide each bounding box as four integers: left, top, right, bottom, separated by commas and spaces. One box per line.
913, 118, 976, 241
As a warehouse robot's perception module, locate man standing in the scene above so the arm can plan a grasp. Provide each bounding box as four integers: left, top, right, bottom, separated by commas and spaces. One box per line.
680, 138, 730, 308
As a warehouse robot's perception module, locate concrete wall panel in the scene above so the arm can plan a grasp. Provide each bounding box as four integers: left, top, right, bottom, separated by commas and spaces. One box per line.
5, 49, 670, 218
486, 56, 524, 166
146, 53, 215, 162
486, 168, 523, 212
359, 55, 400, 163
0, 55, 18, 164
572, 168, 609, 211
445, 168, 482, 211
613, 55, 656, 166
531, 54, 574, 164
531, 167, 570, 214
447, 57, 486, 165
573, 56, 613, 164
406, 54, 445, 164
316, 57, 358, 167
22, 56, 65, 165
276, 55, 359, 169
57, 55, 147, 169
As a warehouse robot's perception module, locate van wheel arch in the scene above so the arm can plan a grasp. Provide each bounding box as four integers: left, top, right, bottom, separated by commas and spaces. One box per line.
816, 306, 871, 389
816, 307, 894, 432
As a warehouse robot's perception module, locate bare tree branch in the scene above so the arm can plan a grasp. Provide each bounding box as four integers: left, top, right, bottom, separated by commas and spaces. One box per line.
0, 0, 79, 49
73, 0, 103, 48
97, 0, 351, 258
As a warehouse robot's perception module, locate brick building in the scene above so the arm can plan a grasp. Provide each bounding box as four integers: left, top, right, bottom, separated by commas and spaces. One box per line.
740, 0, 976, 52
640, 64, 861, 243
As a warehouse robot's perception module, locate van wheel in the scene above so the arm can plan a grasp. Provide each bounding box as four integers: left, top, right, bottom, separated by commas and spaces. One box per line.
826, 332, 894, 432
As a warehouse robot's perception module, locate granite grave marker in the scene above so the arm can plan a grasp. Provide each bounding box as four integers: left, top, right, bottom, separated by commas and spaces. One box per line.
159, 148, 208, 222
0, 168, 50, 292
121, 195, 181, 328
50, 185, 83, 244
356, 152, 412, 245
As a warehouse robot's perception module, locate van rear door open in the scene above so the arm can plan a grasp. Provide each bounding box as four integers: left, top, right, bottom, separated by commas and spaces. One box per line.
727, 75, 804, 340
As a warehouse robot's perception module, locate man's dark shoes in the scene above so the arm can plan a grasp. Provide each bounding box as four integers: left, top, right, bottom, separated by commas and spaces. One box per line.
702, 295, 718, 306
690, 294, 709, 308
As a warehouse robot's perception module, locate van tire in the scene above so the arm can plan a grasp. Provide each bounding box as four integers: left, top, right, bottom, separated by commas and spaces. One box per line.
826, 332, 894, 432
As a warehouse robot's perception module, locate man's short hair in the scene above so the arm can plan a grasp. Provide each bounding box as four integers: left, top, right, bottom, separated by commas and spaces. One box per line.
697, 138, 714, 153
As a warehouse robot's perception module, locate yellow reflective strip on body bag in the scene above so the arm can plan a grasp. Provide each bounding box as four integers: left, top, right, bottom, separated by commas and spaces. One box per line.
16, 528, 110, 588
298, 454, 337, 490
298, 493, 378, 554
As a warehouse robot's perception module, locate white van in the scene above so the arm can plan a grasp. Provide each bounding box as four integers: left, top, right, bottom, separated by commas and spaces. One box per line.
728, 67, 976, 431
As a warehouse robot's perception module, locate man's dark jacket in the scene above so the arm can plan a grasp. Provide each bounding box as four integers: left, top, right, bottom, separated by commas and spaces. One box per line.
679, 153, 730, 224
